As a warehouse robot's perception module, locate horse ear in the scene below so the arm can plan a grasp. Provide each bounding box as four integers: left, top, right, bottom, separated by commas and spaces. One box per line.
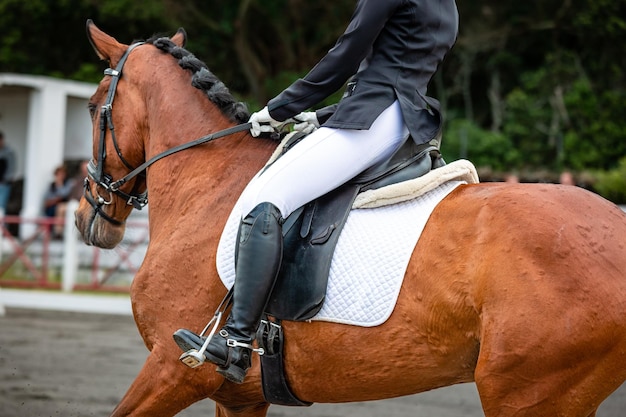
171, 28, 187, 48
86, 19, 127, 65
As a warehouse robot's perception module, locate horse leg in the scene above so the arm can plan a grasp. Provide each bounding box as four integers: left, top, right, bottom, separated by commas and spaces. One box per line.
211, 363, 270, 417
110, 347, 220, 417
475, 307, 624, 417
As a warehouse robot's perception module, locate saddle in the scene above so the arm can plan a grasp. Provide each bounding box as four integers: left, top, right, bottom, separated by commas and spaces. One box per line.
256, 132, 443, 406
264, 132, 443, 321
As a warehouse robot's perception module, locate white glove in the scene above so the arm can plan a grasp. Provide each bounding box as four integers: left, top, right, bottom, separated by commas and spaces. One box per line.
249, 106, 283, 137
293, 111, 320, 134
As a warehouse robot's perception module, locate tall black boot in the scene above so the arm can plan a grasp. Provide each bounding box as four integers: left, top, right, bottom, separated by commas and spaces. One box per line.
173, 202, 283, 383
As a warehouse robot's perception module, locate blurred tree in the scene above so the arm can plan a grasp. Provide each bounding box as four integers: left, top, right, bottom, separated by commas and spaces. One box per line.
441, 119, 520, 172
443, 0, 626, 174
594, 156, 626, 204
0, 0, 172, 82
1, 0, 625, 182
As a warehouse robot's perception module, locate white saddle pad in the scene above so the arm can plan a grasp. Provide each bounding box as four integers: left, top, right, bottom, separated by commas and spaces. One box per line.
216, 160, 478, 327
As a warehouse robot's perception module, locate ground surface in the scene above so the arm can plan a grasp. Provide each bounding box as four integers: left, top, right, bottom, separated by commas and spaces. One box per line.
0, 308, 624, 417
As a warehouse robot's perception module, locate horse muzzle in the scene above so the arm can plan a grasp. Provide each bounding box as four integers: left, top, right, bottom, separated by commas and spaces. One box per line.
75, 188, 127, 249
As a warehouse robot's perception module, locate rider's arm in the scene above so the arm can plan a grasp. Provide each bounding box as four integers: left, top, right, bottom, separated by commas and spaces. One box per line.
267, 0, 401, 121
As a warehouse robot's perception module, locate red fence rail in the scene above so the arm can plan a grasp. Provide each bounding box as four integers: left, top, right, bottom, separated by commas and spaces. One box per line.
0, 210, 149, 293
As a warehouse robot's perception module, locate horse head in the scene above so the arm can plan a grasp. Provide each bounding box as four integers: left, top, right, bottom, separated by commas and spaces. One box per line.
76, 20, 252, 249
76, 21, 179, 247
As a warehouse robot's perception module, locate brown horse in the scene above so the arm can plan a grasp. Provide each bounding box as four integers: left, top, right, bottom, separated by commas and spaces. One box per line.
75, 21, 626, 417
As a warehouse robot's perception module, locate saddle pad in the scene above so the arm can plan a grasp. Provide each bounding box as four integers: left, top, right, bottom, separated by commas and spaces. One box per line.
216, 180, 463, 327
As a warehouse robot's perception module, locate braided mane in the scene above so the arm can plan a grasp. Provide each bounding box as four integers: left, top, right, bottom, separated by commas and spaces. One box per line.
147, 36, 250, 124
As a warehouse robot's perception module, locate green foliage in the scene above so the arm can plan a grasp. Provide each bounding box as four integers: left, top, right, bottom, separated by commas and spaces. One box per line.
499, 53, 626, 173
1, 0, 625, 199
593, 157, 626, 204
69, 63, 103, 84
501, 83, 556, 169
0, 0, 174, 78
570, 0, 626, 88
442, 119, 520, 171
562, 81, 626, 171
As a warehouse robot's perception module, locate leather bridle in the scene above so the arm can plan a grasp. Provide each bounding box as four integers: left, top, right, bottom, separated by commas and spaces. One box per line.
84, 42, 251, 226
84, 42, 147, 226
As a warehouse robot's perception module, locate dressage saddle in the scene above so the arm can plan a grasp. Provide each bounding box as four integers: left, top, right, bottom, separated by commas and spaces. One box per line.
264, 131, 444, 322
255, 132, 443, 406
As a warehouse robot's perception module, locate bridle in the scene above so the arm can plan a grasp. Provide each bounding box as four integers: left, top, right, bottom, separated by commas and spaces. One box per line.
84, 42, 146, 226
84, 42, 251, 226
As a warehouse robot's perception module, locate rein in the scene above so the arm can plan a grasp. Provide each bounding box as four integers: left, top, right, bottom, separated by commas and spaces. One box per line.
109, 122, 252, 192
85, 41, 251, 225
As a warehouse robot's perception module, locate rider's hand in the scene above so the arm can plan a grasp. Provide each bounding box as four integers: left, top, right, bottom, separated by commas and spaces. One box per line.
293, 111, 320, 134
249, 106, 282, 137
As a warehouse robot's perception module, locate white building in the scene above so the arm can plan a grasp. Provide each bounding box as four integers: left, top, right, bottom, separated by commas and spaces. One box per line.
0, 73, 95, 226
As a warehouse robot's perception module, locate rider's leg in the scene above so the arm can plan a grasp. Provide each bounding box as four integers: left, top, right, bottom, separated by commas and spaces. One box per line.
174, 101, 408, 383
174, 202, 283, 383
239, 101, 409, 218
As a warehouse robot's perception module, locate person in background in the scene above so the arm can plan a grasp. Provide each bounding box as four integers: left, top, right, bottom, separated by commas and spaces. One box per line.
559, 171, 576, 186
505, 173, 520, 183
0, 131, 16, 213
69, 160, 89, 201
44, 165, 76, 237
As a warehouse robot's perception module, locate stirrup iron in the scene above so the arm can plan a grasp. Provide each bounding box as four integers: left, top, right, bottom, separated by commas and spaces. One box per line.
179, 289, 232, 368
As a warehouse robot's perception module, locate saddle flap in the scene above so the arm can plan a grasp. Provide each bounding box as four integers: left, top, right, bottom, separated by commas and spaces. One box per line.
266, 183, 360, 321
264, 137, 441, 322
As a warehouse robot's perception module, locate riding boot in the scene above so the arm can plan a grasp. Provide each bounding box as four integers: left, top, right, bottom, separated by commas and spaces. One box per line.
173, 202, 283, 383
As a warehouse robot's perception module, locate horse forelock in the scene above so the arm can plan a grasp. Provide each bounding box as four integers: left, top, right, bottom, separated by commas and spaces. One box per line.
147, 36, 250, 124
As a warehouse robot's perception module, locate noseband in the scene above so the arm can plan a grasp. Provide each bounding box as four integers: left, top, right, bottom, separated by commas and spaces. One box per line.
84, 42, 251, 226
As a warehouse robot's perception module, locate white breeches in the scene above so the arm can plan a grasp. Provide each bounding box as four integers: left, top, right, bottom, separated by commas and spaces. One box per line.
240, 100, 409, 218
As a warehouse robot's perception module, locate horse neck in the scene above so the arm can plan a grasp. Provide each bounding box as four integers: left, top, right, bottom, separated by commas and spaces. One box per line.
142, 89, 277, 240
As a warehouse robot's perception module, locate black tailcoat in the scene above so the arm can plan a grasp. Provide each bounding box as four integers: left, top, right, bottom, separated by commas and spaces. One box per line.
267, 0, 458, 146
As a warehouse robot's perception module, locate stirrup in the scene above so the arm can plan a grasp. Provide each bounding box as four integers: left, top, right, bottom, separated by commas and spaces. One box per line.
179, 290, 232, 369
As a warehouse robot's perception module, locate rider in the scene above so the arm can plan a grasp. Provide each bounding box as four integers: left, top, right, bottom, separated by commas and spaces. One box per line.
174, 0, 459, 384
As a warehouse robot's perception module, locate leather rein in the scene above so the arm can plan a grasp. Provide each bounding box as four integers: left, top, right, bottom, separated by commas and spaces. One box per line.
84, 42, 252, 226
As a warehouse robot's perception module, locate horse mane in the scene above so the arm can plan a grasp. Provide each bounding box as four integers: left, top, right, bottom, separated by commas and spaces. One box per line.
146, 36, 250, 124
